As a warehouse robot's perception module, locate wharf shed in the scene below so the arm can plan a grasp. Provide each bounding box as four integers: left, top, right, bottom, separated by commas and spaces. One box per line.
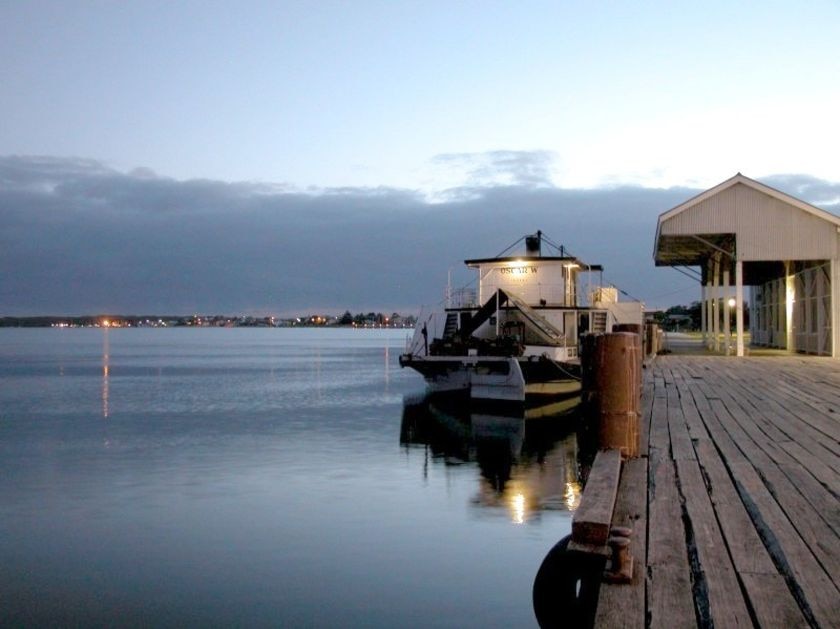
654, 173, 840, 357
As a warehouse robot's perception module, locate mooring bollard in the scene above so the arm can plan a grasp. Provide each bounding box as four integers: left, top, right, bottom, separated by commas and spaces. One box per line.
612, 324, 643, 391
593, 332, 640, 458
604, 526, 634, 583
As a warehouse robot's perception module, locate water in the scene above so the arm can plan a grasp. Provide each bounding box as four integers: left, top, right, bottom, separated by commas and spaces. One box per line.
0, 328, 582, 627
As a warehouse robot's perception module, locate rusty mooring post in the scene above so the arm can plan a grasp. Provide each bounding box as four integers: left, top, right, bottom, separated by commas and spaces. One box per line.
593, 332, 641, 458
613, 324, 642, 389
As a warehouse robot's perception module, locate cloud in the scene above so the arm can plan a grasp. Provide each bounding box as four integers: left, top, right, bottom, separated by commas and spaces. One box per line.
430, 150, 558, 192
1, 156, 838, 316
762, 174, 840, 209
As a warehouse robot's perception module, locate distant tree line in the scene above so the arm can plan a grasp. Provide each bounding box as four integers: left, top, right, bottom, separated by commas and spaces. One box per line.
337, 311, 410, 326
653, 301, 749, 332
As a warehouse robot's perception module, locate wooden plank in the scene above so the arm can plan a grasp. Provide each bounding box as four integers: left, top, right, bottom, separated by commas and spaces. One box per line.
731, 370, 840, 460
649, 395, 669, 453
740, 573, 808, 628
672, 365, 711, 441
639, 374, 653, 453
647, 448, 696, 628
674, 456, 753, 627
701, 403, 840, 629
750, 376, 840, 445
776, 460, 840, 538
711, 394, 840, 583
727, 461, 840, 629
668, 404, 695, 461
665, 376, 695, 461
693, 440, 777, 575
571, 449, 621, 547
781, 441, 840, 490
743, 439, 840, 538
649, 565, 699, 629
593, 457, 647, 628
774, 379, 840, 438
726, 377, 840, 466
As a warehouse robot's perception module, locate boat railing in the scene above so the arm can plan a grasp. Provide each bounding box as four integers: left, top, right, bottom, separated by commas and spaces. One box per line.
446, 287, 478, 309
588, 286, 618, 306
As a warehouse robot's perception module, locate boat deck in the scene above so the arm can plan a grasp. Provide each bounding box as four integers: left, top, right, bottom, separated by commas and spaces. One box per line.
594, 354, 840, 628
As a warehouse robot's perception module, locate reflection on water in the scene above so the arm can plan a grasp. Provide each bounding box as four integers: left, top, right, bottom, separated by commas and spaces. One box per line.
1, 328, 570, 627
102, 328, 110, 418
401, 395, 583, 524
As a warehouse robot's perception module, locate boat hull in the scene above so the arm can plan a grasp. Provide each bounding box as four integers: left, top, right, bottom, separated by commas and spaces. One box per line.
399, 353, 581, 409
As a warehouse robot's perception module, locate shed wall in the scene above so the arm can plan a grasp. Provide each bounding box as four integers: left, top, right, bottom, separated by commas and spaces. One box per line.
660, 183, 838, 261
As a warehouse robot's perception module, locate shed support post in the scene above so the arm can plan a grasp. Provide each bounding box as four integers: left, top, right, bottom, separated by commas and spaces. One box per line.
736, 260, 744, 357
707, 291, 714, 349
713, 256, 720, 352
723, 269, 731, 355
832, 258, 840, 358
785, 261, 795, 352
701, 282, 707, 345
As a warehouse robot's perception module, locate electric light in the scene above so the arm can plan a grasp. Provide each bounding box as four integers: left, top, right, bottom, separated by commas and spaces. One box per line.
511, 493, 526, 524
565, 482, 582, 511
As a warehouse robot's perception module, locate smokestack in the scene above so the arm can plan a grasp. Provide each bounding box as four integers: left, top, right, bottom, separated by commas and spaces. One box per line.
525, 231, 542, 256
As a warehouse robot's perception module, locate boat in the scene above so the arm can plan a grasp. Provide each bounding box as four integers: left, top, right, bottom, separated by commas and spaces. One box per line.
399, 231, 643, 406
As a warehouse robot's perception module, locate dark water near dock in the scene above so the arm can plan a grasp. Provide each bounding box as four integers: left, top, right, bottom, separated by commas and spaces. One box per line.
0, 328, 582, 627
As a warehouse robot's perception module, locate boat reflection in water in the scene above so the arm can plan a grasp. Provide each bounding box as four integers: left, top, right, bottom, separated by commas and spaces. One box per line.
400, 394, 583, 524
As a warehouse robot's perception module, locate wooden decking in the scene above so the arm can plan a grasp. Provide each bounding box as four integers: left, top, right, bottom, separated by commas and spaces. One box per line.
594, 354, 840, 628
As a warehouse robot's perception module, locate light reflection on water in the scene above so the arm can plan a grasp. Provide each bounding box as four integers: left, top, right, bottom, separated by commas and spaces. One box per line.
0, 328, 580, 627
102, 328, 110, 418
400, 396, 583, 526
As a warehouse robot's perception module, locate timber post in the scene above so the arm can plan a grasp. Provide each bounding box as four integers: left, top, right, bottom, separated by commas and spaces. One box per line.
593, 332, 641, 459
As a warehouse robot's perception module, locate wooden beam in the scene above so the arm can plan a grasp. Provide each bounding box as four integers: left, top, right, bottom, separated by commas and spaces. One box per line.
593, 457, 646, 627
570, 449, 622, 549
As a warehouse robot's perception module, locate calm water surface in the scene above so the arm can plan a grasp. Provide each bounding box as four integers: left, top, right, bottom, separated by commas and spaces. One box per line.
0, 328, 581, 627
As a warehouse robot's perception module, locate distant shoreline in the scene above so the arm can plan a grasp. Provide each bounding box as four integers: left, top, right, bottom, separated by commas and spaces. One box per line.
0, 314, 417, 329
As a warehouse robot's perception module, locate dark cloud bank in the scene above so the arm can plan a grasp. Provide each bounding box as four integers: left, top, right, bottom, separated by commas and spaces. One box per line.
2, 155, 839, 316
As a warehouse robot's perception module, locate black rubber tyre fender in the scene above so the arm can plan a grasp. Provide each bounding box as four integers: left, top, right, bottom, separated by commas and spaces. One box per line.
532, 534, 605, 628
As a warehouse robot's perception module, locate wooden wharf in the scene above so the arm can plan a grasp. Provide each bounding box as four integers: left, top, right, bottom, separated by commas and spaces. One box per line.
593, 353, 840, 628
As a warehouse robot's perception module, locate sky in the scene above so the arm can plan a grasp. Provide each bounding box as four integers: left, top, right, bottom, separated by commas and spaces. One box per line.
2, 1, 840, 315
